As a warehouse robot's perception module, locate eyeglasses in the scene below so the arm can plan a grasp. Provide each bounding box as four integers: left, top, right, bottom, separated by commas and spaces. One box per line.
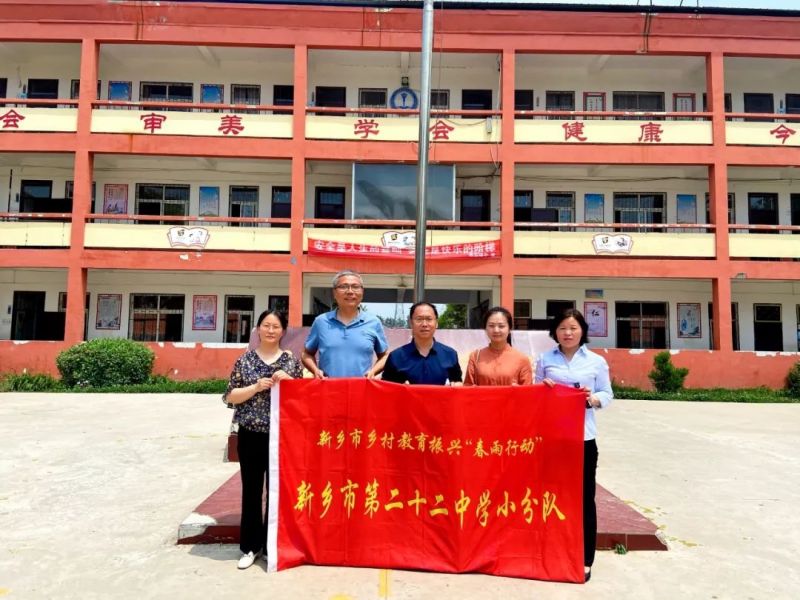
412, 317, 436, 324
335, 284, 364, 292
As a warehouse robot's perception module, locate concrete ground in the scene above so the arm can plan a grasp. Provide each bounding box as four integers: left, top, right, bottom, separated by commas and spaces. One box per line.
0, 393, 797, 600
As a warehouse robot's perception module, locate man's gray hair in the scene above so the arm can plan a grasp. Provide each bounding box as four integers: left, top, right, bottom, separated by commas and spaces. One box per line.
332, 270, 363, 288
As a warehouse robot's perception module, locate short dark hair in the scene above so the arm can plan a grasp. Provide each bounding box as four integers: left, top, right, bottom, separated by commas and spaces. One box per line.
256, 309, 288, 330
483, 306, 514, 345
549, 308, 590, 346
409, 302, 438, 320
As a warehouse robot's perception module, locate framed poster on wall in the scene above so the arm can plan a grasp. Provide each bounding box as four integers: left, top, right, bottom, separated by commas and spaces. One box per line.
103, 184, 128, 215
677, 302, 701, 338
584, 301, 608, 337
192, 295, 217, 330
96, 294, 122, 330
199, 186, 220, 218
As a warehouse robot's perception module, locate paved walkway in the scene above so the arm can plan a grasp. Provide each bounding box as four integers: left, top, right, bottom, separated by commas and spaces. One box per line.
0, 394, 797, 599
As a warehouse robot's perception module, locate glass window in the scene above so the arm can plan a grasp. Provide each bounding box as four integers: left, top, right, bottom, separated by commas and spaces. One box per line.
615, 301, 668, 349
135, 184, 189, 224
460, 190, 490, 222
431, 89, 450, 110
359, 88, 387, 117
747, 192, 778, 233
546, 91, 575, 111
271, 186, 291, 226
461, 89, 492, 111
704, 192, 735, 225
231, 84, 261, 114
546, 191, 575, 224
584, 193, 605, 224
70, 79, 101, 100
140, 82, 193, 108
273, 84, 294, 114
315, 86, 346, 108
743, 93, 775, 122
514, 190, 533, 223
515, 89, 533, 119
753, 303, 782, 351
702, 92, 732, 113
315, 187, 345, 220
612, 91, 665, 112
613, 192, 665, 232
786, 94, 800, 115
129, 294, 185, 342
229, 186, 259, 227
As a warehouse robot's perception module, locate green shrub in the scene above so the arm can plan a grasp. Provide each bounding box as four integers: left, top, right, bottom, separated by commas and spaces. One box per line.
786, 361, 800, 398
0, 372, 64, 392
648, 351, 689, 393
56, 338, 155, 388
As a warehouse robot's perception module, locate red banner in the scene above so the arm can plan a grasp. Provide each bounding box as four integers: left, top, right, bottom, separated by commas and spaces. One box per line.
307, 238, 500, 259
267, 379, 585, 583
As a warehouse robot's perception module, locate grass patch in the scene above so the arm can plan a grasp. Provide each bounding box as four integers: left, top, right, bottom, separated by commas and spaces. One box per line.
0, 372, 226, 394
613, 384, 798, 403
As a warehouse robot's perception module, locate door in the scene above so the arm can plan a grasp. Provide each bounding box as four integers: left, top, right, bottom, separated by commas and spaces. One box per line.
753, 304, 782, 351
11, 291, 46, 340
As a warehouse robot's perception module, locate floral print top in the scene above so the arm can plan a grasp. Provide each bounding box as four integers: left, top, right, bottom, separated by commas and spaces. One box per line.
223, 349, 303, 433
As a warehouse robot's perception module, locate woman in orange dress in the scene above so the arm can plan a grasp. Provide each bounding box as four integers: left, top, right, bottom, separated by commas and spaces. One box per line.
464, 306, 532, 386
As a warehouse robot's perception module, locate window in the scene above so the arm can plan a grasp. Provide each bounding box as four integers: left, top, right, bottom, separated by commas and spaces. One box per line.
612, 91, 665, 113
129, 294, 185, 342
269, 295, 289, 313
704, 192, 735, 225
315, 86, 346, 109
461, 89, 492, 111
460, 190, 490, 222
753, 304, 782, 351
546, 91, 575, 111
514, 299, 532, 329
515, 89, 533, 119
702, 92, 732, 113
273, 85, 294, 114
27, 79, 59, 100
743, 93, 774, 121
140, 82, 193, 107
514, 190, 533, 224
615, 301, 668, 349
231, 84, 261, 113
613, 192, 665, 232
0, 78, 6, 101
315, 187, 345, 220
546, 300, 575, 320
748, 192, 778, 233
786, 94, 800, 115
791, 194, 800, 233
225, 295, 254, 343
359, 88, 387, 117
70, 79, 101, 100
229, 186, 259, 227
431, 89, 450, 111
271, 186, 291, 226
19, 180, 52, 212
708, 301, 739, 351
546, 91, 575, 118
135, 184, 190, 224
546, 191, 575, 225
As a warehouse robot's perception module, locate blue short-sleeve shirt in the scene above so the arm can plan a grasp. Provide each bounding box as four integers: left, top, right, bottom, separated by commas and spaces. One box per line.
382, 339, 463, 385
304, 309, 388, 378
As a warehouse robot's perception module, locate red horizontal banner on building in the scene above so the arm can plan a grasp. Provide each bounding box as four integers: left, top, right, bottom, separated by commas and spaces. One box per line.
267, 379, 585, 582
307, 238, 500, 259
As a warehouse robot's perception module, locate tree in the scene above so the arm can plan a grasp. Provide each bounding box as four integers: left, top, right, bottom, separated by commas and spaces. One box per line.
438, 303, 467, 329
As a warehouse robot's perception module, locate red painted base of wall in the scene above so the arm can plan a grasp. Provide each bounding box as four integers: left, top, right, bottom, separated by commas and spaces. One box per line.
1, 341, 797, 390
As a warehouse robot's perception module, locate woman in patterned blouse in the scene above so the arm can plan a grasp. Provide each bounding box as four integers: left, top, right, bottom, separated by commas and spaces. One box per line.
223, 309, 303, 570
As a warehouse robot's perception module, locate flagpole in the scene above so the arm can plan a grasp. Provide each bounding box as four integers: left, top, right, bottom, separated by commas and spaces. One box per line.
414, 0, 434, 303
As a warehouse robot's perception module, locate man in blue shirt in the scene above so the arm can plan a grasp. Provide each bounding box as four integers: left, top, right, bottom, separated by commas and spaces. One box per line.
381, 302, 462, 385
302, 270, 388, 378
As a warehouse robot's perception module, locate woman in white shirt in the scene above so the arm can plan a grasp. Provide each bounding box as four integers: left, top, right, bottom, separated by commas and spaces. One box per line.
535, 308, 613, 583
